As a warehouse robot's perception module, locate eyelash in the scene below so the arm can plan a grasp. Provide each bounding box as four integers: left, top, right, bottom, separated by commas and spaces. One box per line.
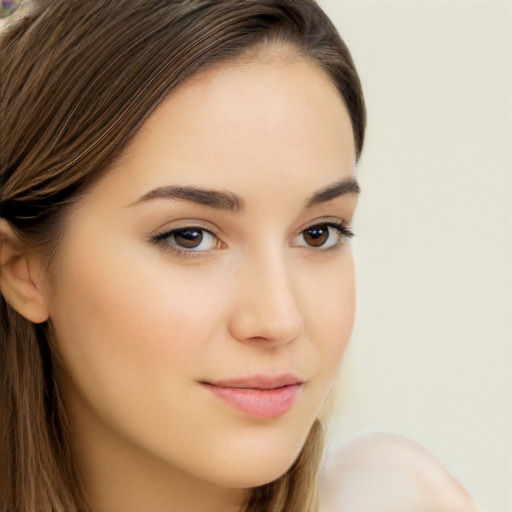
150, 220, 354, 258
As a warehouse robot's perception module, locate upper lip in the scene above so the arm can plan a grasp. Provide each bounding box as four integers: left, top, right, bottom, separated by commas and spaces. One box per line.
202, 373, 305, 390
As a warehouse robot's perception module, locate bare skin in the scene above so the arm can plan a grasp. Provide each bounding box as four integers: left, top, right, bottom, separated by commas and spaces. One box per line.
1, 55, 358, 511
320, 432, 481, 512
0, 53, 479, 511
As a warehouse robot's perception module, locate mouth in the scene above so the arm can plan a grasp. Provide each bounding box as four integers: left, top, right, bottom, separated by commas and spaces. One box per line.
201, 373, 305, 419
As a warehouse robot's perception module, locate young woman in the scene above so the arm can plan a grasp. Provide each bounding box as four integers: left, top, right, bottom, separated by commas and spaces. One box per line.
0, 1, 479, 511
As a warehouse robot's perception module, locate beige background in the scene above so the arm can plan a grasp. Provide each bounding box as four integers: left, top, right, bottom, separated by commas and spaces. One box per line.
318, 1, 512, 510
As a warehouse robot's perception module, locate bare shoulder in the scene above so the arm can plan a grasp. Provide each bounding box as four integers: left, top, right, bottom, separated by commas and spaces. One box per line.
319, 431, 481, 512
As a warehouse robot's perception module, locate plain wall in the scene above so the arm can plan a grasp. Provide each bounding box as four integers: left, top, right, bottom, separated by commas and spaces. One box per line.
319, 1, 512, 510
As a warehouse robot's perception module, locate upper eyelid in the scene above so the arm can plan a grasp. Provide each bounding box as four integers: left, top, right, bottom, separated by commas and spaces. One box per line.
152, 217, 350, 236
150, 219, 222, 238
296, 216, 352, 234
150, 218, 352, 251
153, 215, 350, 232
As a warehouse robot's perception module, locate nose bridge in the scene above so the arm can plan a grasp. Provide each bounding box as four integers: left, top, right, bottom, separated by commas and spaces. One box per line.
228, 245, 304, 345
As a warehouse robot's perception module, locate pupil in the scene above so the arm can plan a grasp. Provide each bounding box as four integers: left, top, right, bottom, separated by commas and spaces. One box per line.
305, 226, 328, 247
175, 229, 203, 248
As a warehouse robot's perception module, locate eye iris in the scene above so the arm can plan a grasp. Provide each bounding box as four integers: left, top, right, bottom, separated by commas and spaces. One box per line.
304, 226, 328, 247
174, 229, 203, 248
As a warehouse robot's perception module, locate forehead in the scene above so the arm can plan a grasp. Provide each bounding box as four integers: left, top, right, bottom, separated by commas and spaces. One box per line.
92, 57, 356, 208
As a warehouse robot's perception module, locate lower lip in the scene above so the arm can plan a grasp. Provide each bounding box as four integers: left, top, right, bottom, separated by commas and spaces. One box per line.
203, 383, 303, 419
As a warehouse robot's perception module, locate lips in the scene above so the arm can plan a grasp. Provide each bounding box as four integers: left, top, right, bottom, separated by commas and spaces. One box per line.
206, 373, 304, 390
201, 373, 305, 419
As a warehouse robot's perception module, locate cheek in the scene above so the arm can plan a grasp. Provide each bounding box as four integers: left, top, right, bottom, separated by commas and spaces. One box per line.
48, 239, 228, 418
304, 252, 356, 365
295, 251, 355, 420
48, 243, 242, 471
46, 234, 356, 487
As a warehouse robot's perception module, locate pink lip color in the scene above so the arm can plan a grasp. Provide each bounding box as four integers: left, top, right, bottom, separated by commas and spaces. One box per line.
202, 375, 304, 419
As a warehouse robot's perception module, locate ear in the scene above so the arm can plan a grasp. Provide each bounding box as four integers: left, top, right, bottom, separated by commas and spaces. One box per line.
0, 219, 49, 324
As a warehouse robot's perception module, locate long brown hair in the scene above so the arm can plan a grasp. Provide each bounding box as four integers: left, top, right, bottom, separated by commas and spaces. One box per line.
0, 1, 366, 510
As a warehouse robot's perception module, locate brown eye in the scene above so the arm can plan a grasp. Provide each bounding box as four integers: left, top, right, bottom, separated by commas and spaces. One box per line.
293, 222, 352, 251
173, 229, 204, 249
303, 226, 329, 247
152, 226, 219, 254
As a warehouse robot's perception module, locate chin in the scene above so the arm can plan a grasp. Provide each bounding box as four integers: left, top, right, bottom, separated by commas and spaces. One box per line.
202, 427, 312, 489
211, 459, 296, 489
208, 408, 324, 489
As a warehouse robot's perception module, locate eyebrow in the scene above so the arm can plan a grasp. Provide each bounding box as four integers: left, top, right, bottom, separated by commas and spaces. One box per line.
132, 177, 360, 212
305, 178, 360, 208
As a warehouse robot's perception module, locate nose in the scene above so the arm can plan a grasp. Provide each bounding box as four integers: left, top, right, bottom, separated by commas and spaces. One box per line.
227, 249, 305, 347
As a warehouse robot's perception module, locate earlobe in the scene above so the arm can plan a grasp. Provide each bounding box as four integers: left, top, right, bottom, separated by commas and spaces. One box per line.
0, 219, 49, 324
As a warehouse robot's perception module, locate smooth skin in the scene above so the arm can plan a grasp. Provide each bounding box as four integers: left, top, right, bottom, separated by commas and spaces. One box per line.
2, 55, 358, 512
320, 432, 481, 512
0, 53, 479, 512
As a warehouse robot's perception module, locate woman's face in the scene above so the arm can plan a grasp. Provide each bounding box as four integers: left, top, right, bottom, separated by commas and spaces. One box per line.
41, 56, 358, 494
